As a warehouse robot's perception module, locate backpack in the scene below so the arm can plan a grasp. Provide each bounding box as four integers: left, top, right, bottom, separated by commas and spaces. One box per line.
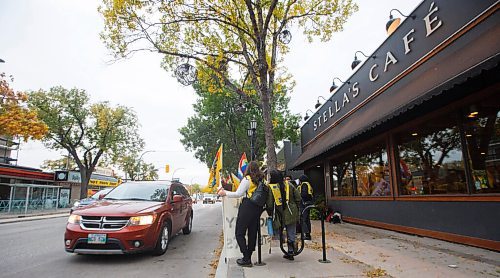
248, 180, 268, 207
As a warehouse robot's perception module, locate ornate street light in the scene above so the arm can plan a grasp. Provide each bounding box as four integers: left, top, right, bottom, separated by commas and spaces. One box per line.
248, 117, 257, 160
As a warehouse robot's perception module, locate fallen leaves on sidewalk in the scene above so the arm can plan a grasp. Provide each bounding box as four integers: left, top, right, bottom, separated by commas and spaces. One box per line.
364, 267, 387, 277
340, 257, 358, 264
208, 232, 224, 278
305, 240, 331, 251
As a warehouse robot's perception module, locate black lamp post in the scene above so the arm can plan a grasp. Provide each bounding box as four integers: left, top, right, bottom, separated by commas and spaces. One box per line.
247, 117, 257, 161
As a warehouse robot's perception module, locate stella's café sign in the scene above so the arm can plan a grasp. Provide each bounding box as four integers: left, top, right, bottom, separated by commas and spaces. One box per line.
301, 0, 491, 145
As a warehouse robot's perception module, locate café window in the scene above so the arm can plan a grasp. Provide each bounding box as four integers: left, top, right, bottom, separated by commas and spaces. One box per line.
331, 140, 391, 197
353, 141, 391, 197
331, 160, 354, 197
462, 97, 500, 194
397, 113, 467, 195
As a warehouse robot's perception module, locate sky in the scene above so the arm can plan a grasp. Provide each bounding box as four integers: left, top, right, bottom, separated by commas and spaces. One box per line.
0, 0, 421, 185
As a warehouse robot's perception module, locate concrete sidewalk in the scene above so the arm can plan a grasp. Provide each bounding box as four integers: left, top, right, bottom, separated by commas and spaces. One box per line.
216, 221, 500, 278
0, 209, 70, 224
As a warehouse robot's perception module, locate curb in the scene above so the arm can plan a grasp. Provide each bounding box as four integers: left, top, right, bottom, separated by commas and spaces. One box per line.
0, 213, 69, 224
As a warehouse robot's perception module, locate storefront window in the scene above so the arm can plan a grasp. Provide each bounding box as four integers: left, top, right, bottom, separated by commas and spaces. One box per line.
331, 161, 354, 196
397, 114, 467, 195
353, 141, 391, 196
331, 140, 391, 197
462, 101, 500, 193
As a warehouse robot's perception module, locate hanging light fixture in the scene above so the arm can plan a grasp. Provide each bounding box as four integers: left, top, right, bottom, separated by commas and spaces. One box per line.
351, 51, 376, 70
174, 61, 197, 86
467, 104, 479, 118
329, 77, 350, 93
304, 109, 314, 121
386, 9, 416, 35
315, 96, 329, 109
278, 29, 292, 44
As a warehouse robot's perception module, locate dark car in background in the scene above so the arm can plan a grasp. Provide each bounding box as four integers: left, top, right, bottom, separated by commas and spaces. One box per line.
65, 181, 193, 255
70, 188, 112, 213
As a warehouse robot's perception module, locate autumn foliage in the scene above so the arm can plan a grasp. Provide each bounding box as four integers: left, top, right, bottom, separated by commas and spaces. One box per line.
0, 73, 48, 140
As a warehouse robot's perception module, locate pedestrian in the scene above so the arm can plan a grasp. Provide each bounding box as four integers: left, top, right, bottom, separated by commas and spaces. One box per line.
266, 170, 301, 260
285, 175, 297, 186
217, 161, 264, 267
298, 174, 314, 240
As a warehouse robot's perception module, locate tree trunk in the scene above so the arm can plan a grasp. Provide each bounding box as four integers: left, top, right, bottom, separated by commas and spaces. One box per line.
260, 87, 277, 170
79, 169, 91, 199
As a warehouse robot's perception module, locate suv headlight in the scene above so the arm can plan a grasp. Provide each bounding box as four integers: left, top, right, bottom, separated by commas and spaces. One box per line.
129, 215, 154, 226
68, 214, 81, 224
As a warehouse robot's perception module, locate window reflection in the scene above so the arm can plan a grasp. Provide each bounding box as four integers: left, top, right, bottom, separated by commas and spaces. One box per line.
331, 141, 391, 197
463, 102, 500, 193
354, 143, 391, 196
398, 122, 467, 195
331, 161, 353, 196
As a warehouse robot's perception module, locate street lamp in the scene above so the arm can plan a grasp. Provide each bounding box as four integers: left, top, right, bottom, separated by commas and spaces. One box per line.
132, 150, 156, 181
247, 117, 257, 161
172, 168, 185, 181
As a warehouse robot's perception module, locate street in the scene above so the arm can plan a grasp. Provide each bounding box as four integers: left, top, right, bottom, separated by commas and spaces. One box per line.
0, 203, 222, 278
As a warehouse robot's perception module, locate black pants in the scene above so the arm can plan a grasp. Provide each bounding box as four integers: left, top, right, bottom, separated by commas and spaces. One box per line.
235, 198, 261, 259
300, 203, 311, 234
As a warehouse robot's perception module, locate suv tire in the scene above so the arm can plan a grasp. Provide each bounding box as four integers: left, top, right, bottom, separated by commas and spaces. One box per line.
182, 212, 193, 235
152, 221, 170, 256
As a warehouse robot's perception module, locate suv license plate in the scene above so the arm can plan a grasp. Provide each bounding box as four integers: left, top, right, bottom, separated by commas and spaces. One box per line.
88, 233, 107, 244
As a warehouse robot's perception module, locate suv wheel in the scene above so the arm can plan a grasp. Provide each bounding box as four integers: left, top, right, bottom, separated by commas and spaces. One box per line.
153, 221, 170, 256
182, 212, 193, 235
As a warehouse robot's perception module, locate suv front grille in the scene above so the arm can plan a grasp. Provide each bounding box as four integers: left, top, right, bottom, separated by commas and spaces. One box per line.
80, 216, 130, 231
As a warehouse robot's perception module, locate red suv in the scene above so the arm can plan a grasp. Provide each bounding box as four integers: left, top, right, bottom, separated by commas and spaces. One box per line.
65, 181, 193, 255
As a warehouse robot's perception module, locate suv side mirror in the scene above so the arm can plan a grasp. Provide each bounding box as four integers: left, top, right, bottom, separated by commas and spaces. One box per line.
172, 195, 183, 203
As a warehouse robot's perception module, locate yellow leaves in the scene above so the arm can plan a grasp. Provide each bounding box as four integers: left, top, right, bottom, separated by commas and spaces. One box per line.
364, 268, 387, 277
0, 105, 48, 141
1, 72, 48, 141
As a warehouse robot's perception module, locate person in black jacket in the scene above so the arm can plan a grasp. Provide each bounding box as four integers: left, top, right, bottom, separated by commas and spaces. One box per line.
217, 161, 263, 267
298, 174, 314, 240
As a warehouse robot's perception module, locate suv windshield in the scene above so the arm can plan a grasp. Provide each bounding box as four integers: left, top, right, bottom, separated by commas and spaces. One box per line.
90, 189, 112, 200
104, 182, 170, 202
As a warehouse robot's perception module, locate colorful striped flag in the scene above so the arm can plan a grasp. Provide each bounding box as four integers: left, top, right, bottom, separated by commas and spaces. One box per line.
237, 152, 248, 180
202, 144, 223, 193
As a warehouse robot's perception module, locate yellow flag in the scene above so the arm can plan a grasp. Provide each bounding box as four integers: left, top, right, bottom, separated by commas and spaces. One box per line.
202, 144, 223, 193
230, 173, 240, 192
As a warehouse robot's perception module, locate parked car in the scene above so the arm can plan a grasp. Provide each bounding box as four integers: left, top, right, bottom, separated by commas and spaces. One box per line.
70, 188, 112, 213
65, 181, 193, 255
203, 194, 216, 204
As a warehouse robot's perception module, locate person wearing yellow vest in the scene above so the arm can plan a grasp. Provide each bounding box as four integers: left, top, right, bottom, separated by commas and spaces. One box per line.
298, 174, 314, 240
266, 170, 301, 260
218, 161, 263, 267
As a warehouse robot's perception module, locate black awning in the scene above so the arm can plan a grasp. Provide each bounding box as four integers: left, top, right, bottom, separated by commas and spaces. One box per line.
292, 55, 500, 169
